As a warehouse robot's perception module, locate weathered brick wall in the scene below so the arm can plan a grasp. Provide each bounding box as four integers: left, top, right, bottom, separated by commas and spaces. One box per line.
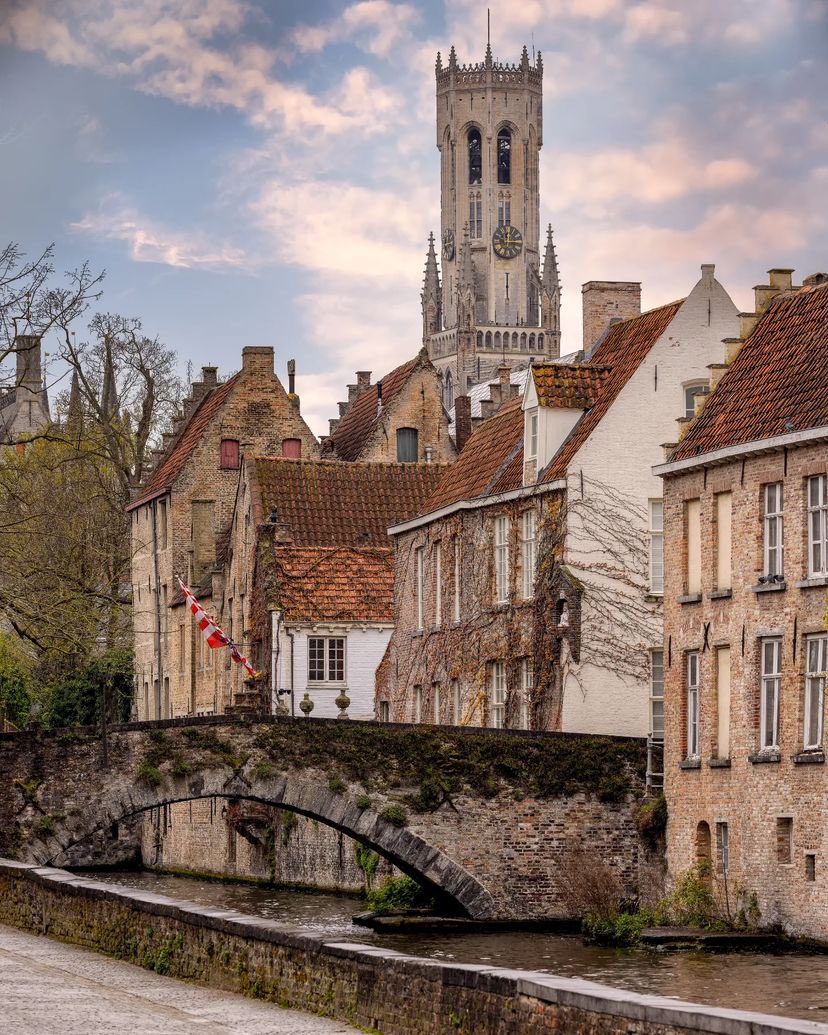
0, 717, 647, 921
0, 863, 817, 1035
378, 501, 539, 728
141, 798, 395, 893
663, 440, 828, 938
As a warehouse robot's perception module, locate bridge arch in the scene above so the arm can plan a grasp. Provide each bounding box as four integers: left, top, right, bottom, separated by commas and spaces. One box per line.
23, 766, 498, 920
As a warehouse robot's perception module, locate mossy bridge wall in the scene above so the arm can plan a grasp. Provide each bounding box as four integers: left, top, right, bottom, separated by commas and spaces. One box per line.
0, 716, 648, 921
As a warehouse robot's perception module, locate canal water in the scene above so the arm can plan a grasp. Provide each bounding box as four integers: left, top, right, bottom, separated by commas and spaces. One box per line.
91, 870, 828, 1024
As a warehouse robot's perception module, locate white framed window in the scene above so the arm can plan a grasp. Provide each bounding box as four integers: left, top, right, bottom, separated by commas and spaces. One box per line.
650, 649, 664, 741
521, 510, 536, 599
451, 678, 461, 725
716, 821, 730, 877
379, 701, 390, 723
308, 637, 345, 684
521, 657, 533, 730
649, 500, 664, 595
804, 635, 826, 749
453, 538, 461, 623
687, 652, 700, 757
415, 546, 425, 630
684, 383, 709, 419
686, 499, 701, 595
760, 639, 782, 750
764, 483, 784, 578
494, 515, 510, 603
808, 475, 828, 576
413, 684, 422, 723
526, 408, 538, 460
434, 541, 442, 627
432, 682, 441, 723
490, 661, 506, 728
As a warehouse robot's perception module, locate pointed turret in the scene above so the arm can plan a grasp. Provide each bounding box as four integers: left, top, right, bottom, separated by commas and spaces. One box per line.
539, 225, 561, 358
421, 232, 442, 342
67, 369, 83, 436
101, 338, 118, 418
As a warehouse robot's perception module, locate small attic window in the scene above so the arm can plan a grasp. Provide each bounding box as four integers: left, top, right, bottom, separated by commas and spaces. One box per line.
220, 439, 240, 470
684, 383, 709, 419
397, 427, 418, 463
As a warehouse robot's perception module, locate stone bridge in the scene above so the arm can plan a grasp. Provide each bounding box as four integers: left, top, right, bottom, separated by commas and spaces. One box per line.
0, 716, 649, 921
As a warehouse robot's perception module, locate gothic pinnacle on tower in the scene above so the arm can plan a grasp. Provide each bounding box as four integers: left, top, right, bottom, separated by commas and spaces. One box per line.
67, 368, 83, 436
421, 232, 442, 341
541, 225, 560, 292
539, 225, 562, 357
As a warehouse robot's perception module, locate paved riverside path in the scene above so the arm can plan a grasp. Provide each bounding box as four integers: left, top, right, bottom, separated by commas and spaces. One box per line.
0, 923, 360, 1034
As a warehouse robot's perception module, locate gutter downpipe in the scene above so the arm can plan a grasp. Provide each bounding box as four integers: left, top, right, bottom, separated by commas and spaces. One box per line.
271, 610, 282, 713
150, 499, 164, 720
286, 628, 295, 717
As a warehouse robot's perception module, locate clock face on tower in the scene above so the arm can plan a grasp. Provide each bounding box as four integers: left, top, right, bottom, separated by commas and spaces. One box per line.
441, 228, 455, 261
492, 224, 523, 259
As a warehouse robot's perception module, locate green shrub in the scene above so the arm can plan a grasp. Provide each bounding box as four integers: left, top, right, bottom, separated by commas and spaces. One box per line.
137, 763, 163, 787
379, 803, 408, 827
328, 773, 346, 794
635, 794, 668, 847
354, 844, 380, 887
366, 875, 433, 912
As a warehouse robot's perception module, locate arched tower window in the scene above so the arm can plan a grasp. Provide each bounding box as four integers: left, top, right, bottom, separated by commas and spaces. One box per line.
443, 370, 454, 411
497, 128, 511, 185
468, 128, 482, 185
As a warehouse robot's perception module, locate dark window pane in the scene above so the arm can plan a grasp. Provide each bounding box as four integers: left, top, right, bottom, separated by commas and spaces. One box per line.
497, 129, 511, 185
468, 129, 482, 185
397, 427, 418, 463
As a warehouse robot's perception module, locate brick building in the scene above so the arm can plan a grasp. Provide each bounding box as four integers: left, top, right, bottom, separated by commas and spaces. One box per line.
327, 350, 455, 465
127, 347, 319, 720
377, 266, 738, 739
655, 270, 828, 937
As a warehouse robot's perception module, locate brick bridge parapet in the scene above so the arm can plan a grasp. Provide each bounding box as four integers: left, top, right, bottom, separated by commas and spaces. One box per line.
0, 716, 648, 921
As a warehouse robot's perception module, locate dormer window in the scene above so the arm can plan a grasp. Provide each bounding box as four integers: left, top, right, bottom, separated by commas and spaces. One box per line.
526, 408, 538, 459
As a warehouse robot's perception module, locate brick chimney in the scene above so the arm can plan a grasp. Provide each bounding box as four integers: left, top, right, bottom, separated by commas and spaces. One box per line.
455, 394, 472, 452
201, 365, 218, 386
356, 371, 372, 390
241, 346, 275, 377
582, 281, 641, 355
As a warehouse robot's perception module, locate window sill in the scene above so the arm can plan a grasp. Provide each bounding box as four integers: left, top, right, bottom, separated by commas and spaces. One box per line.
795, 576, 828, 589
679, 758, 701, 770
748, 751, 781, 764
793, 750, 825, 765
752, 581, 786, 594
677, 593, 703, 605
708, 589, 732, 600
709, 758, 731, 768
411, 630, 424, 639
644, 593, 663, 604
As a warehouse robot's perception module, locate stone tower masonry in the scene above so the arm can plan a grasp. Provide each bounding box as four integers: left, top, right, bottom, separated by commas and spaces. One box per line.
422, 40, 561, 396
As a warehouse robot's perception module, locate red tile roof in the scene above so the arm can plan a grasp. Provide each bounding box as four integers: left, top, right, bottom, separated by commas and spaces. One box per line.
331, 356, 419, 461
533, 363, 611, 409
253, 458, 444, 545
422, 397, 525, 511
541, 299, 683, 482
265, 545, 394, 623
670, 282, 828, 463
128, 375, 240, 510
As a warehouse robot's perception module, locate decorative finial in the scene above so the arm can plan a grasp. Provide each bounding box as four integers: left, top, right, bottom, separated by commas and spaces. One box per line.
435, 51, 442, 73
521, 44, 529, 69
536, 49, 543, 71
448, 44, 457, 70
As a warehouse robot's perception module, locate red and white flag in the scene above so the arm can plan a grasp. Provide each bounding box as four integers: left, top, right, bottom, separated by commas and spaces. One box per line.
177, 577, 257, 677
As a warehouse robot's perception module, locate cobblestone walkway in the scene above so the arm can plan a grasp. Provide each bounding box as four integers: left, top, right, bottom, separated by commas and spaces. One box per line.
0, 923, 360, 1033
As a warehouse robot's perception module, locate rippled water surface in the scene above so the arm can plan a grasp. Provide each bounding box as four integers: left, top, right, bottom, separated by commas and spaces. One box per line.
90, 870, 828, 1023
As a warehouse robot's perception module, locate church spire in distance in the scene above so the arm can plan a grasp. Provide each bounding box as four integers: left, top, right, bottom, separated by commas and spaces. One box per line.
421, 232, 442, 340
541, 225, 560, 292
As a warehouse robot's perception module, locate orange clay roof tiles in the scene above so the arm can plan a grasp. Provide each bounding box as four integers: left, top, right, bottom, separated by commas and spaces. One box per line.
331, 356, 419, 461
253, 457, 444, 545
128, 374, 240, 510
669, 283, 828, 463
267, 545, 394, 623
540, 299, 683, 482
423, 397, 525, 511
533, 363, 612, 409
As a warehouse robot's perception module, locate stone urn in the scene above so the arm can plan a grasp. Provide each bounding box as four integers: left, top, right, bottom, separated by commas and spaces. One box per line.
335, 690, 351, 719
299, 692, 315, 718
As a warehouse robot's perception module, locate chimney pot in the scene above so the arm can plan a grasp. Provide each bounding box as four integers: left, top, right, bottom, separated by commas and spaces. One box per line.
241, 346, 275, 376
287, 359, 296, 395
201, 365, 218, 386
581, 281, 641, 355
768, 268, 794, 292
498, 365, 510, 388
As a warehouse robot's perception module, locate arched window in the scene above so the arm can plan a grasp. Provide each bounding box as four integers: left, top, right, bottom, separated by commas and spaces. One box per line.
396, 427, 418, 463
485, 331, 492, 348
512, 332, 518, 349
529, 333, 535, 350
497, 128, 511, 185
476, 331, 483, 348
538, 333, 544, 349
443, 370, 454, 411
520, 332, 527, 350
494, 331, 501, 350
468, 128, 482, 185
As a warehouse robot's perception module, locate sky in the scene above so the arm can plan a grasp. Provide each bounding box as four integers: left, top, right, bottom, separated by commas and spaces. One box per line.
1, 0, 826, 436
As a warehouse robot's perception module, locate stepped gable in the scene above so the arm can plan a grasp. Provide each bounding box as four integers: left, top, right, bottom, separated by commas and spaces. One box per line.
331, 357, 418, 461
266, 546, 394, 623
129, 374, 239, 509
541, 299, 683, 482
533, 363, 611, 409
253, 458, 443, 546
423, 397, 525, 512
670, 281, 828, 462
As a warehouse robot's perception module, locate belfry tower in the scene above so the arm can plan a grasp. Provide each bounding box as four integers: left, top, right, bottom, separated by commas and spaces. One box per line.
422, 40, 561, 402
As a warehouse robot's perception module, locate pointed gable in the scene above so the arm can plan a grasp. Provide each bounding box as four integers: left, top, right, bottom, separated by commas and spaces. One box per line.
331, 357, 419, 461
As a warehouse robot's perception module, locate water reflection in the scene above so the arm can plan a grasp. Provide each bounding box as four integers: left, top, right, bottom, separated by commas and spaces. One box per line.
89, 870, 828, 1023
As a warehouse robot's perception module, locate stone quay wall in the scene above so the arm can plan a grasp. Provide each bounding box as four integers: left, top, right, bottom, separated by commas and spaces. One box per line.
0, 861, 822, 1035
